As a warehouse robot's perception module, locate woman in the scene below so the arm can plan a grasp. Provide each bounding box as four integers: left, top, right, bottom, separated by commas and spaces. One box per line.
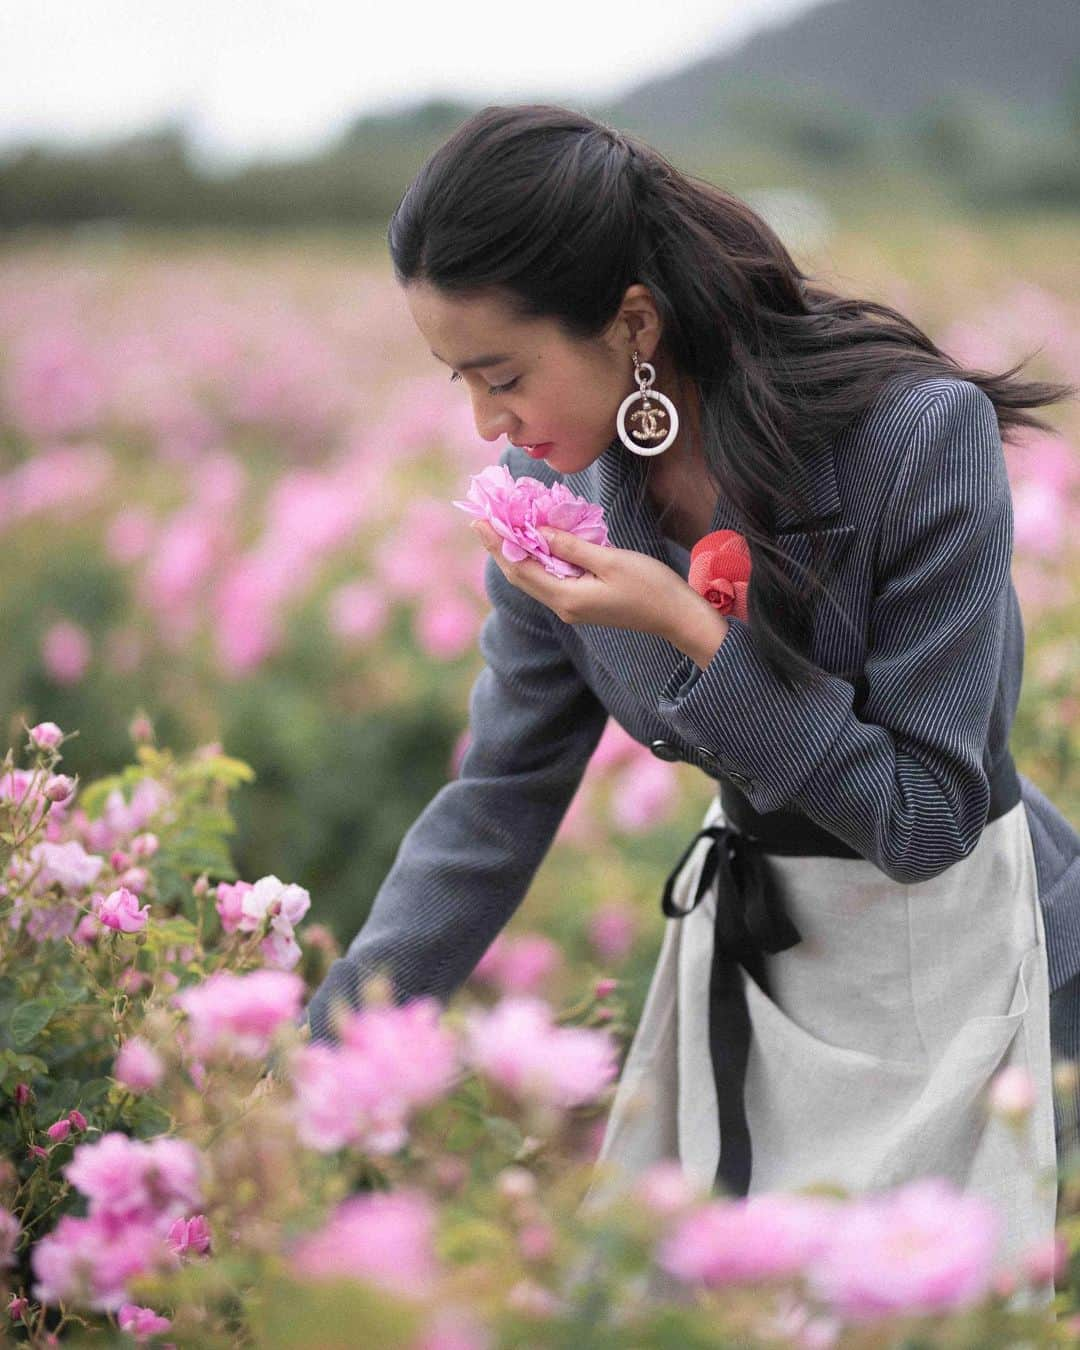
304, 104, 1080, 1276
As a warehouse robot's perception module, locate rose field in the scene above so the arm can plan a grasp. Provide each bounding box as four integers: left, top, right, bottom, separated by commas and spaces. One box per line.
1, 211, 1079, 1346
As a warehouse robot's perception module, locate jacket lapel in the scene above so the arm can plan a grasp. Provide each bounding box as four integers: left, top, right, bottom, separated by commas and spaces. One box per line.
561, 435, 859, 706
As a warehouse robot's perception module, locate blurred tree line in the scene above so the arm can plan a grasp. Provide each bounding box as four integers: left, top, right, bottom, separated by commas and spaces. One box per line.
1, 80, 1077, 232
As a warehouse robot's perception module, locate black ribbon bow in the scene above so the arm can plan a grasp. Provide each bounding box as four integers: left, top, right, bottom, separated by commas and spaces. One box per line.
660, 821, 803, 1197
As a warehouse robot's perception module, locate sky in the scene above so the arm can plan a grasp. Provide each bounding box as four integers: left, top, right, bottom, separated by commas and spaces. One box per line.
1, 0, 830, 168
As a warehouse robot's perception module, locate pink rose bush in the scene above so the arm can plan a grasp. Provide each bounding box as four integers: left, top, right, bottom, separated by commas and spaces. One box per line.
3, 699, 1078, 1344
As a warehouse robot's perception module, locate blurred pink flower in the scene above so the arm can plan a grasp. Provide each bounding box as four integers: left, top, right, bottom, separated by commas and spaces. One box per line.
79, 779, 169, 853
289, 1189, 439, 1298
41, 620, 91, 685
989, 1064, 1037, 1121
635, 1160, 698, 1217
463, 996, 618, 1110
657, 1191, 840, 1287
587, 901, 638, 963
0, 1207, 19, 1268
173, 968, 304, 1060
4, 329, 106, 439
452, 463, 610, 579
803, 1177, 1000, 1322
31, 1212, 174, 1312
137, 507, 220, 640
104, 506, 156, 564
609, 757, 680, 832
415, 1305, 493, 1350
327, 579, 389, 642
213, 553, 288, 676
25, 900, 80, 944
589, 719, 640, 771
1018, 1231, 1067, 1287
113, 1037, 165, 1094
27, 839, 104, 894
553, 783, 602, 848
117, 1303, 172, 1341
1013, 479, 1065, 557
518, 1222, 555, 1262
471, 933, 562, 995
0, 442, 111, 531
64, 1132, 203, 1231
414, 591, 480, 660
290, 997, 459, 1154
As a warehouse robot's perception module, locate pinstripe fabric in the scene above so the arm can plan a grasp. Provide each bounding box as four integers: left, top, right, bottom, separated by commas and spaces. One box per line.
304, 372, 1080, 1045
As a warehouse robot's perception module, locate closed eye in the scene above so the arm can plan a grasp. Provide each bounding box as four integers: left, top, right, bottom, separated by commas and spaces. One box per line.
449, 371, 519, 396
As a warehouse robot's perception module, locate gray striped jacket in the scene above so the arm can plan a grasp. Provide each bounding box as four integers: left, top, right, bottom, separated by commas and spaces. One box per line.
305, 372, 1080, 1043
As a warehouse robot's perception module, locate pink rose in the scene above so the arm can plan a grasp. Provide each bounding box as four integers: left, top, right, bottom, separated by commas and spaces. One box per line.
463, 996, 618, 1110
114, 1037, 164, 1093
804, 1177, 1000, 1322
29, 721, 64, 750
658, 1192, 840, 1286
452, 463, 609, 580
214, 879, 252, 934
97, 886, 149, 933
117, 1303, 172, 1340
173, 968, 304, 1060
289, 1190, 439, 1298
166, 1213, 211, 1258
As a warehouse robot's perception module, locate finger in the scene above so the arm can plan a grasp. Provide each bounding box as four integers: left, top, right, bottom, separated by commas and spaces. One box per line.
539, 528, 605, 570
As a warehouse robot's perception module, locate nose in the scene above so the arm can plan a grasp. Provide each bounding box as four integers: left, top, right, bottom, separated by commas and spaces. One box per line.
470, 392, 517, 444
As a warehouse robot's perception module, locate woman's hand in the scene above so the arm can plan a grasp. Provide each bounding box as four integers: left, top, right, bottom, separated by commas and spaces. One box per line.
470, 520, 696, 640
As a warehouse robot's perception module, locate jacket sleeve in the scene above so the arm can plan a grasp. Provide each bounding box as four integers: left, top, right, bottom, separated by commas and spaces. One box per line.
303, 539, 609, 1044
654, 379, 1014, 884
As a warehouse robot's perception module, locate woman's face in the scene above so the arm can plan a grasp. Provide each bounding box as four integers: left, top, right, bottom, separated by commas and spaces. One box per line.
404, 280, 662, 476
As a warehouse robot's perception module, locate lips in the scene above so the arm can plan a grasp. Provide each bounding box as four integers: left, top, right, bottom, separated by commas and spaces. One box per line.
522, 442, 553, 459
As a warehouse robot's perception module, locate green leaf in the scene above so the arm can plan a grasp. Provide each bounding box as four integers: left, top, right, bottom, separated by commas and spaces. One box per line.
8, 998, 56, 1049
139, 915, 199, 958
0, 1050, 48, 1093
129, 1097, 173, 1139
182, 754, 256, 788
78, 1077, 116, 1108
483, 1113, 526, 1157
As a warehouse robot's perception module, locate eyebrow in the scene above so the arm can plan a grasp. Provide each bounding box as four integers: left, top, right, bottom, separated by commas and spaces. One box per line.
430, 350, 513, 371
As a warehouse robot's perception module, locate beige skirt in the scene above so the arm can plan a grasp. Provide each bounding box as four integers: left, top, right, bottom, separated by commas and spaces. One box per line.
580, 792, 1059, 1304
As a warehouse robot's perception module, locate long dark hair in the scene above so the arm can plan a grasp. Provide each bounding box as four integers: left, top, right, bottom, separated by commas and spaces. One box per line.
388, 103, 1076, 690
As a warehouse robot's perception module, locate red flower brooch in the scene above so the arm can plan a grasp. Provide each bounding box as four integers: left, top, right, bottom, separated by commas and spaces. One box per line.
688, 530, 752, 622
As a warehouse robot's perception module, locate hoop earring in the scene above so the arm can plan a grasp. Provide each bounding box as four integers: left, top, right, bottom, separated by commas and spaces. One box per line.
615, 349, 679, 457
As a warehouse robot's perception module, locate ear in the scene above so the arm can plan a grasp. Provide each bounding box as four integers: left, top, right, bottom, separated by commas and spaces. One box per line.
616, 283, 663, 361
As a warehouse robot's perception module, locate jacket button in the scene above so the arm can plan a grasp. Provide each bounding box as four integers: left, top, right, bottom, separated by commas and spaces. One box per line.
728, 769, 751, 788
695, 745, 722, 768
649, 739, 680, 761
